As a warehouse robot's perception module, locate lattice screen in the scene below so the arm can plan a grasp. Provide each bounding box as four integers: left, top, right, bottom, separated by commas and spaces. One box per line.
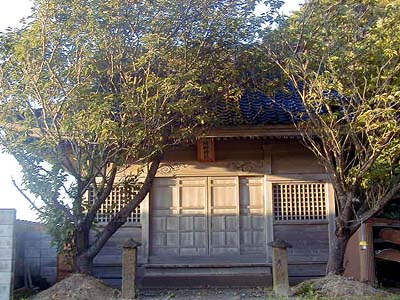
273, 183, 326, 221
89, 186, 141, 224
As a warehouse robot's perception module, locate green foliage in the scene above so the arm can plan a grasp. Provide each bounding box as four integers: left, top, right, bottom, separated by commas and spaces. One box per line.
265, 0, 400, 219
381, 201, 400, 220
262, 0, 400, 271
293, 281, 318, 298
0, 0, 281, 263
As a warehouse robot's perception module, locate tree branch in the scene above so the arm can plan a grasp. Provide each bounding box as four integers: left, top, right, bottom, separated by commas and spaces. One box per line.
11, 178, 47, 216
85, 153, 162, 260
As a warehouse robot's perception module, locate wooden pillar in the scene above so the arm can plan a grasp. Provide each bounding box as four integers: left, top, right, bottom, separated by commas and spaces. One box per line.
359, 222, 367, 282
268, 239, 292, 297
359, 222, 375, 283
122, 239, 141, 299
359, 248, 368, 282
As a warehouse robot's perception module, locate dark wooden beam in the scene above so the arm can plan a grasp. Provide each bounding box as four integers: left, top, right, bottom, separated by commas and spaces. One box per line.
379, 228, 400, 245
375, 249, 400, 263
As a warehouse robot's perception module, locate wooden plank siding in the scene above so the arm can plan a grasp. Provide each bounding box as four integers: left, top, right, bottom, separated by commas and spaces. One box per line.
274, 223, 330, 280
91, 226, 142, 287
273, 224, 330, 263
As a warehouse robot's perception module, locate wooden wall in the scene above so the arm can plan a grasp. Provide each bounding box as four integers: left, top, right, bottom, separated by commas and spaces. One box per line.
274, 223, 329, 280
274, 224, 330, 263
91, 226, 142, 288
270, 143, 325, 175
123, 139, 327, 178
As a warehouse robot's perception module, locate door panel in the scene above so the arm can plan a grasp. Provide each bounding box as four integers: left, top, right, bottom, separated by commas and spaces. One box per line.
150, 178, 179, 256
209, 177, 240, 255
150, 176, 265, 259
239, 177, 266, 254
178, 178, 207, 255
150, 177, 207, 256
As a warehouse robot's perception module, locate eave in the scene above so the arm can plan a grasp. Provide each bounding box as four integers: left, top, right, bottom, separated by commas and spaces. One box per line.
199, 124, 301, 140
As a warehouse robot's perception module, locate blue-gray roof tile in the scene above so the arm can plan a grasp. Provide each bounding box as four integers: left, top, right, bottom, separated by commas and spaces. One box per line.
217, 87, 305, 125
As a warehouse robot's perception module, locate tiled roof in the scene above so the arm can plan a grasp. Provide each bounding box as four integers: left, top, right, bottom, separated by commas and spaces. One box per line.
217, 87, 306, 126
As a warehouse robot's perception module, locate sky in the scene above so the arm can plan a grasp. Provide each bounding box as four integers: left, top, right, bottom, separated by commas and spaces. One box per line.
0, 0, 36, 221
0, 0, 304, 221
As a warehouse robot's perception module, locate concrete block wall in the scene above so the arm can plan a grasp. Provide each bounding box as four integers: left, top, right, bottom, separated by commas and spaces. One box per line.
0, 209, 16, 300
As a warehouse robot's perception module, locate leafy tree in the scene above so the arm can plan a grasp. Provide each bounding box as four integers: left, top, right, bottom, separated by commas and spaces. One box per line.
0, 0, 279, 273
264, 0, 400, 274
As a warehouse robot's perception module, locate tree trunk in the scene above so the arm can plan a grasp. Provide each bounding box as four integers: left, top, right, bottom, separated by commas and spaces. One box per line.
326, 232, 350, 274
326, 192, 354, 274
75, 253, 93, 274
74, 226, 92, 274
72, 155, 162, 274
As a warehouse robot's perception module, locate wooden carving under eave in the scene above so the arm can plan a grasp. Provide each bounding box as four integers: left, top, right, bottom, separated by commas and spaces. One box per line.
197, 137, 215, 162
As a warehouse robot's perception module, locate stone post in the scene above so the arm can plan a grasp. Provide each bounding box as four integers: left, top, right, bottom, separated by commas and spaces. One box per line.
122, 239, 141, 299
268, 239, 292, 297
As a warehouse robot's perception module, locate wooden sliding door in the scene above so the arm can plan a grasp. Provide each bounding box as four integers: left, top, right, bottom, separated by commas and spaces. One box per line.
150, 176, 266, 260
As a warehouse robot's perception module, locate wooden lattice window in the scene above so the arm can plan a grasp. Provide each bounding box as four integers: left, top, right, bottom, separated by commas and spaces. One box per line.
89, 186, 141, 224
273, 183, 326, 221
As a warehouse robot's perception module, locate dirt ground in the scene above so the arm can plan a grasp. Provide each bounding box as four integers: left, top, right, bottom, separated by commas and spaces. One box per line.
139, 288, 266, 300
26, 273, 400, 300
291, 274, 390, 298
27, 274, 268, 300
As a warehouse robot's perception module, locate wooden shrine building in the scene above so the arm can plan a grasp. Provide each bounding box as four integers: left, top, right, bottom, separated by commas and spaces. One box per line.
89, 90, 336, 287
